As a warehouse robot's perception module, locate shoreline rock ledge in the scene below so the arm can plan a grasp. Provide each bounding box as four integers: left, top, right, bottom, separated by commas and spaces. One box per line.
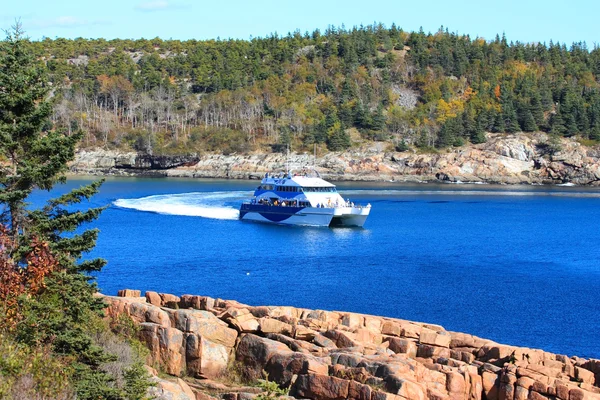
71, 133, 600, 185
106, 289, 600, 400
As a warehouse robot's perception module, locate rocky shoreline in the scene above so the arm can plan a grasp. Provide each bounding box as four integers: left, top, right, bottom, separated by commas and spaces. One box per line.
70, 133, 600, 186
105, 289, 600, 400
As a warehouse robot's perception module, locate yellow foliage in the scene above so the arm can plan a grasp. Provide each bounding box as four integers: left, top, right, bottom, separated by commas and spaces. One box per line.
353, 66, 369, 85
436, 98, 465, 123
325, 56, 340, 72
504, 61, 530, 79
313, 94, 329, 106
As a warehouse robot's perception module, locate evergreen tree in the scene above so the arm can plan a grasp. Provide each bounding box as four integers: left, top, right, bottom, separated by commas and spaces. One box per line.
564, 113, 579, 137
503, 104, 521, 133
517, 102, 538, 132
326, 118, 351, 150
370, 105, 386, 131
338, 101, 355, 128
529, 92, 546, 129
550, 109, 567, 136
0, 25, 65, 241
590, 123, 600, 141
471, 112, 488, 144
492, 112, 506, 133
353, 102, 371, 129
0, 24, 139, 398
436, 117, 462, 147
520, 109, 538, 132
340, 79, 357, 103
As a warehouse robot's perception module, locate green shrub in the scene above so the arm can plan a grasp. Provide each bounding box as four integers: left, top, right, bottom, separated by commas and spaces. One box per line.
255, 373, 289, 400
395, 140, 409, 152
0, 335, 73, 399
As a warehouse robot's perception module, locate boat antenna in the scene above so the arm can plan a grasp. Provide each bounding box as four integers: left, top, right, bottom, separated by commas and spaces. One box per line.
313, 143, 316, 170
286, 144, 290, 175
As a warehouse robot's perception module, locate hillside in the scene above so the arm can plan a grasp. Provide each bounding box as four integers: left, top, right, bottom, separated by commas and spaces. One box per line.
27, 24, 600, 158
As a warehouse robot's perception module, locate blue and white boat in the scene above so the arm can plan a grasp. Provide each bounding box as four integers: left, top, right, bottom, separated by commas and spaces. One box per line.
239, 170, 371, 227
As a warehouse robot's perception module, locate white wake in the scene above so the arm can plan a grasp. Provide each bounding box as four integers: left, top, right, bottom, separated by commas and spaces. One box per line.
113, 191, 248, 220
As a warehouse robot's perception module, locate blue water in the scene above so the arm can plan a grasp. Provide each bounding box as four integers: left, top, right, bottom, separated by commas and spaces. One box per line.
30, 177, 600, 359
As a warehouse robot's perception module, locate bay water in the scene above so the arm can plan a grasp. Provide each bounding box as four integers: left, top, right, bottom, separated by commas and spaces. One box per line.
30, 177, 600, 359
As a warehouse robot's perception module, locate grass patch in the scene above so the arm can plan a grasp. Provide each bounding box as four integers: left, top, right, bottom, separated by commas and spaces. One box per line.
577, 138, 600, 147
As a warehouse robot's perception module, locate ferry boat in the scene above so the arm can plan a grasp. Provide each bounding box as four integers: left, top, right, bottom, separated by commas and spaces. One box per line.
239, 170, 371, 227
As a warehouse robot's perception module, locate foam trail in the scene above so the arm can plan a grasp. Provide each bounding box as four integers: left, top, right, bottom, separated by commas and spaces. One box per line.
113, 191, 248, 220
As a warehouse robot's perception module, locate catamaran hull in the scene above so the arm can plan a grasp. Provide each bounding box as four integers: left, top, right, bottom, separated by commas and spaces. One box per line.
239, 205, 334, 226
331, 207, 370, 227
239, 204, 369, 227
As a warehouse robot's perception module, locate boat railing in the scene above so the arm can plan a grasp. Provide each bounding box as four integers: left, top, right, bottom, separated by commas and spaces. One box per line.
246, 198, 371, 209
314, 201, 372, 210
269, 166, 322, 179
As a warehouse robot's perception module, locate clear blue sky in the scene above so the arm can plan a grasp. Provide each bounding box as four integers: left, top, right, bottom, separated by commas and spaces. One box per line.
2, 0, 598, 46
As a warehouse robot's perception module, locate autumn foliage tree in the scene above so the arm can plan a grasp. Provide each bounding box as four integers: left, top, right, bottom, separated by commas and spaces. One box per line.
0, 227, 58, 329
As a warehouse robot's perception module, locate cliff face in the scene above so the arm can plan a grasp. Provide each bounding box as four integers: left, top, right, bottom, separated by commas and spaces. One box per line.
106, 290, 600, 400
70, 133, 600, 185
